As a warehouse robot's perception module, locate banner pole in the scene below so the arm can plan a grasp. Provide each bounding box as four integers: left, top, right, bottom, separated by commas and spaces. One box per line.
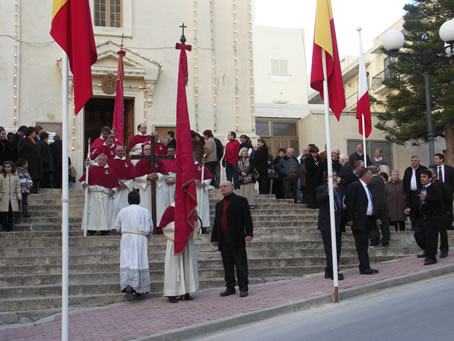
321, 50, 339, 302
362, 115, 367, 167
61, 53, 69, 341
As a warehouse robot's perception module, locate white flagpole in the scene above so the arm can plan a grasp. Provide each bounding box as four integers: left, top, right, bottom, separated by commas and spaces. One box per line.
321, 50, 339, 302
358, 28, 368, 167
362, 115, 367, 167
61, 53, 69, 341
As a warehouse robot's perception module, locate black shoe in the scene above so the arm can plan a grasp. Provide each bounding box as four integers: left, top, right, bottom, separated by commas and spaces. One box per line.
100, 231, 110, 235
87, 230, 96, 236
239, 290, 248, 297
424, 258, 437, 266
125, 285, 135, 300
382, 242, 390, 248
23, 214, 31, 218
369, 242, 379, 247
440, 251, 448, 258
183, 293, 193, 301
201, 227, 209, 234
417, 251, 426, 258
220, 288, 236, 297
360, 268, 379, 275
324, 271, 330, 279
168, 296, 178, 303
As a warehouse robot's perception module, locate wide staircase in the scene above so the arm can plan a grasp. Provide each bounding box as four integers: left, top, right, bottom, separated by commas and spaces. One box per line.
1, 188, 452, 325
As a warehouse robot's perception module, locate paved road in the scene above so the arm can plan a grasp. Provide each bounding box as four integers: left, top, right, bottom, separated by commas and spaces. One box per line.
195, 273, 454, 341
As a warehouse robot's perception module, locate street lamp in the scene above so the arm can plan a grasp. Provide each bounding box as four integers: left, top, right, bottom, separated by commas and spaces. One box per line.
383, 20, 454, 167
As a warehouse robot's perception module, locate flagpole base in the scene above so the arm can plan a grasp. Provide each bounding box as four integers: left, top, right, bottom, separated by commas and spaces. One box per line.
331, 287, 339, 303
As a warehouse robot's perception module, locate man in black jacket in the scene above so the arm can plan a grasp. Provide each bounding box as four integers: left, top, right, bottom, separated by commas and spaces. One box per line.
345, 169, 380, 275
402, 155, 427, 230
316, 172, 345, 280
211, 181, 253, 297
368, 166, 390, 247
431, 170, 450, 258
405, 169, 442, 265
434, 153, 454, 230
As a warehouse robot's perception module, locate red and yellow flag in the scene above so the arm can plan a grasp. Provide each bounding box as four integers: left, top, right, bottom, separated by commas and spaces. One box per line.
310, 0, 346, 120
50, 0, 97, 114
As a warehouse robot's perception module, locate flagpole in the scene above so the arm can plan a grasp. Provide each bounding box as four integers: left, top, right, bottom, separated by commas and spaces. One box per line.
61, 53, 69, 341
321, 50, 339, 302
357, 28, 368, 167
362, 115, 367, 167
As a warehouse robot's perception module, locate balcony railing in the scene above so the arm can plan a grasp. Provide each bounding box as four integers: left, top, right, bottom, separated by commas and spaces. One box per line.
371, 68, 394, 92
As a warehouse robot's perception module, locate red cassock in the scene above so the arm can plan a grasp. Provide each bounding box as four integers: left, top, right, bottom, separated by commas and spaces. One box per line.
131, 159, 168, 178
128, 134, 150, 150
161, 159, 176, 173
79, 165, 120, 189
193, 162, 213, 181
90, 137, 118, 154
158, 205, 175, 229
155, 142, 168, 156
91, 144, 116, 160
108, 158, 134, 180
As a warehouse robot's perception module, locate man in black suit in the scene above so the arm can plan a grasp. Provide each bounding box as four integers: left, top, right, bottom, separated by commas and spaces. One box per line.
430, 170, 450, 258
348, 144, 371, 168
405, 169, 442, 265
342, 160, 364, 192
316, 172, 345, 280
402, 155, 427, 230
211, 181, 253, 297
345, 169, 380, 275
434, 153, 454, 231
368, 166, 390, 247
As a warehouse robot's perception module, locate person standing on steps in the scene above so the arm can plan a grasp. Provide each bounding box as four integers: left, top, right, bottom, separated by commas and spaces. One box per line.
223, 132, 240, 189
211, 181, 253, 298
0, 161, 21, 231
159, 203, 200, 303
345, 169, 380, 275
405, 169, 442, 266
316, 171, 345, 281
115, 191, 153, 299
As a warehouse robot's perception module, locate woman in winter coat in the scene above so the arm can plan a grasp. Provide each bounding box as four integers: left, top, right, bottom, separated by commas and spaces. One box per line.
18, 127, 42, 193
0, 161, 21, 231
386, 170, 407, 231
237, 147, 256, 208
254, 139, 269, 194
304, 145, 323, 208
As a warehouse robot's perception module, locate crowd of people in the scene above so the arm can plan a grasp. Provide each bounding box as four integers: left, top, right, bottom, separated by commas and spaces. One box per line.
1, 122, 452, 300
0, 125, 64, 230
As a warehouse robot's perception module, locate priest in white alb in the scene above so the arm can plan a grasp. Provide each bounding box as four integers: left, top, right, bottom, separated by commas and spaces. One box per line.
194, 160, 213, 234
79, 154, 119, 235
159, 203, 200, 303
115, 191, 153, 297
128, 123, 150, 165
108, 145, 135, 220
162, 146, 176, 206
131, 144, 168, 226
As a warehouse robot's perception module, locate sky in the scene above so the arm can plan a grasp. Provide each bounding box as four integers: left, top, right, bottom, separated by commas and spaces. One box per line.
255, 0, 411, 67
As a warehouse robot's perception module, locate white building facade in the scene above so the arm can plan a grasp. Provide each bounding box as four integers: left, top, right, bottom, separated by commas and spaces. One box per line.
0, 0, 257, 174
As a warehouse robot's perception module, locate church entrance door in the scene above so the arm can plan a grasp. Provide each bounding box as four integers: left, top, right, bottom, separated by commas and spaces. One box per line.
83, 97, 134, 160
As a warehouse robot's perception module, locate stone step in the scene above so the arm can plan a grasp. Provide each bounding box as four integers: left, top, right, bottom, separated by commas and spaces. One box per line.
1, 266, 329, 290
0, 244, 418, 267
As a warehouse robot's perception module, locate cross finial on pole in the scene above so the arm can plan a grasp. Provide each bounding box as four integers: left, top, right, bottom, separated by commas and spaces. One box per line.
180, 23, 187, 44
120, 34, 125, 49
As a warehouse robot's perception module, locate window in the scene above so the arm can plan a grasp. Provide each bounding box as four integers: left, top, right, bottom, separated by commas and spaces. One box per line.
256, 122, 270, 137
383, 56, 395, 79
272, 122, 296, 137
271, 60, 288, 75
347, 139, 393, 168
95, 0, 122, 28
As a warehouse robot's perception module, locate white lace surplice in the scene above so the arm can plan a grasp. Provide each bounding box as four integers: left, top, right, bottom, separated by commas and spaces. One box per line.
115, 204, 154, 293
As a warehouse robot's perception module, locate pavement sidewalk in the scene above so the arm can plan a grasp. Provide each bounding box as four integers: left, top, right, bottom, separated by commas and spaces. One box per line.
1, 254, 454, 341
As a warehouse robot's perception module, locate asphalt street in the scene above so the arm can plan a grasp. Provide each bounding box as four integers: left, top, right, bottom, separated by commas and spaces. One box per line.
194, 273, 454, 341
